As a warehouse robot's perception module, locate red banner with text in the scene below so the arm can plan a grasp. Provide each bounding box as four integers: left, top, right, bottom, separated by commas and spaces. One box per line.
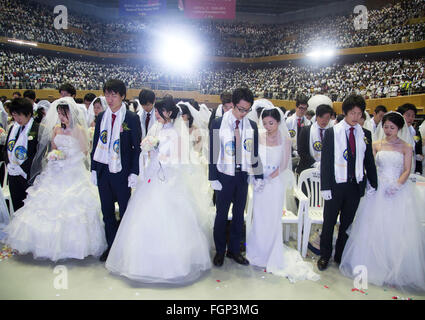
183, 0, 236, 19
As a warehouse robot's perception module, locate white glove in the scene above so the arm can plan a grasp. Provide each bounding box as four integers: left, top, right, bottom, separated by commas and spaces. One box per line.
385, 182, 401, 197
321, 190, 332, 200
210, 180, 222, 191
313, 161, 320, 169
91, 170, 97, 186
7, 163, 27, 179
292, 150, 299, 158
264, 176, 272, 184
254, 179, 265, 192
128, 173, 138, 188
366, 181, 376, 196
416, 154, 424, 162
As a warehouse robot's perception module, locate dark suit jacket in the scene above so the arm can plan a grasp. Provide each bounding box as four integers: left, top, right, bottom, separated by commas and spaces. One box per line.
208, 107, 218, 130
209, 117, 263, 181
414, 127, 423, 174
91, 110, 142, 178
4, 121, 40, 181
320, 126, 377, 197
296, 125, 315, 175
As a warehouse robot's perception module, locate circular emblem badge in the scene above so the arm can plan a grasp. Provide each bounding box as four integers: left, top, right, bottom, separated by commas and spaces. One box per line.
243, 138, 253, 152
289, 129, 296, 138
225, 141, 235, 156
100, 130, 108, 144
7, 139, 16, 152
14, 146, 28, 161
313, 141, 322, 152
343, 149, 348, 161
113, 139, 120, 153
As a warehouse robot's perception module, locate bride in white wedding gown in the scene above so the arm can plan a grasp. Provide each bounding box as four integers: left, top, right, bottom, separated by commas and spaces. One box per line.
105, 99, 212, 284
340, 112, 425, 292
246, 105, 320, 283
4, 97, 107, 261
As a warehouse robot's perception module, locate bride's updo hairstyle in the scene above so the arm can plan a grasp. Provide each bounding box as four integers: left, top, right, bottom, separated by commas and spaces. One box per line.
382, 112, 404, 130
261, 108, 281, 123
155, 98, 180, 122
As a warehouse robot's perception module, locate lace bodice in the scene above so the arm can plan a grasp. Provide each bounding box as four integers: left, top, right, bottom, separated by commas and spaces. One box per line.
259, 143, 282, 177
376, 150, 404, 184
53, 134, 84, 161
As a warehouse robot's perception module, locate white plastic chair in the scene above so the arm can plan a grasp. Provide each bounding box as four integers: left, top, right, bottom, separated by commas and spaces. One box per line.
282, 187, 308, 252
297, 168, 338, 258
0, 161, 14, 217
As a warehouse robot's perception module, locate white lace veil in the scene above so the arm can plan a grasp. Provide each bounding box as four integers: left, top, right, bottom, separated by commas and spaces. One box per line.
247, 98, 274, 124
258, 105, 293, 173
87, 96, 108, 127
0, 101, 8, 129
30, 97, 90, 183
374, 111, 414, 146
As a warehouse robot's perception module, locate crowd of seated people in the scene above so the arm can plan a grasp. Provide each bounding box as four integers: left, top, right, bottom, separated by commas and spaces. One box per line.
0, 0, 424, 57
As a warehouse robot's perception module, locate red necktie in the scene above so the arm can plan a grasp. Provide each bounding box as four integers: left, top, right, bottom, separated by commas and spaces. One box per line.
297, 118, 301, 128
111, 114, 116, 136
349, 127, 356, 156
145, 112, 150, 136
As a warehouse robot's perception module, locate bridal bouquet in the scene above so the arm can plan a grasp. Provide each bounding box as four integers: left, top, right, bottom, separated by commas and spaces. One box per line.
47, 150, 65, 161
141, 135, 159, 152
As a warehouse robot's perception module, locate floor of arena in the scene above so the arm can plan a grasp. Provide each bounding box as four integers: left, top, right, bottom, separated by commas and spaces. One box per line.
1, 241, 423, 301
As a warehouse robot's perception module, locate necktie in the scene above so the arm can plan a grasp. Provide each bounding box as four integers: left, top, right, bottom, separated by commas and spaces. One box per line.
145, 112, 151, 136
297, 118, 301, 128
235, 120, 242, 166
319, 128, 324, 141
16, 125, 25, 141
111, 114, 117, 137
349, 127, 356, 156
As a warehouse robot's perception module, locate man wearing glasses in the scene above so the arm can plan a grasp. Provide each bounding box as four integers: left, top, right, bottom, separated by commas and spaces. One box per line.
209, 87, 263, 267
286, 94, 312, 170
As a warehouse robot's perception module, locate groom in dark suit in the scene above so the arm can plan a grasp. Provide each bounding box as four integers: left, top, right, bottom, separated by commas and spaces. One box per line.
209, 87, 263, 267
91, 79, 141, 261
318, 94, 377, 271
4, 98, 40, 211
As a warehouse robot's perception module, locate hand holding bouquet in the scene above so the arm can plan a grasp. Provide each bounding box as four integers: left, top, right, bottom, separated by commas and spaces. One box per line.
47, 149, 65, 161
141, 136, 159, 152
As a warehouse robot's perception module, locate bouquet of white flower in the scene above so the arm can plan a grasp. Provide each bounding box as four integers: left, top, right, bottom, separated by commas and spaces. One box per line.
141, 135, 159, 152
47, 149, 65, 161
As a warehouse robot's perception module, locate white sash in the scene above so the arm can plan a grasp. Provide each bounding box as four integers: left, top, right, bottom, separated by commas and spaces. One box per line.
93, 104, 126, 173
286, 114, 311, 149
333, 121, 366, 184
217, 111, 255, 176
309, 122, 324, 162
7, 118, 34, 179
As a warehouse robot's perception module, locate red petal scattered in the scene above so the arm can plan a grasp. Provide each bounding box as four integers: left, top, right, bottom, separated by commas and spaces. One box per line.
148, 179, 151, 183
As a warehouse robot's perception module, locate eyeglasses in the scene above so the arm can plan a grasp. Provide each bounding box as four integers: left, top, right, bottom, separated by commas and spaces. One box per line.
235, 105, 252, 114
297, 106, 307, 111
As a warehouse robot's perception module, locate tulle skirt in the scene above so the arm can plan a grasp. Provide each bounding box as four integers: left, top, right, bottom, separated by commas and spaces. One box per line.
4, 160, 107, 261
340, 180, 425, 293
106, 163, 213, 284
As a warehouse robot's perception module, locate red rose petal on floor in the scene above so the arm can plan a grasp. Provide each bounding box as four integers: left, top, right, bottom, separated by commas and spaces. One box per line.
392, 296, 398, 299
216, 280, 221, 283
148, 179, 151, 183
324, 285, 329, 289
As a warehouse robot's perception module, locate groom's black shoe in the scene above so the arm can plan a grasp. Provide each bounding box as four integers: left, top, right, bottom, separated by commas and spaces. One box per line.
317, 257, 329, 271
213, 253, 225, 267
100, 249, 110, 262
226, 251, 249, 266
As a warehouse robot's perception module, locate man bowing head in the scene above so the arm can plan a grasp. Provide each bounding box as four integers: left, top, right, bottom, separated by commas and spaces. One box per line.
209, 87, 263, 267
91, 79, 142, 262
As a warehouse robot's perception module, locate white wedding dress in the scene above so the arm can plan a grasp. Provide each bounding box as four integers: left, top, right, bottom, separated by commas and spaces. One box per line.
4, 134, 107, 261
340, 150, 425, 292
106, 123, 213, 284
246, 143, 320, 283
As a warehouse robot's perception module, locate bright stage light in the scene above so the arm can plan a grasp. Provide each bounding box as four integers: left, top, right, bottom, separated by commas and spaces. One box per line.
153, 27, 203, 72
8, 39, 38, 47
306, 48, 335, 59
